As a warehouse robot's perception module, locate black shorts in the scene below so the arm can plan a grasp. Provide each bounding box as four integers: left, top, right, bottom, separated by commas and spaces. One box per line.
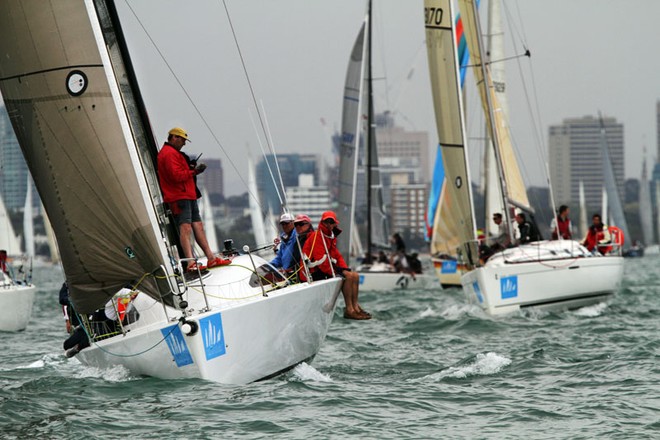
311, 271, 333, 281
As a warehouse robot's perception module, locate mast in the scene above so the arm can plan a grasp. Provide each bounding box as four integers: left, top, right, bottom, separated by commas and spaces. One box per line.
366, 0, 374, 258
465, 0, 513, 237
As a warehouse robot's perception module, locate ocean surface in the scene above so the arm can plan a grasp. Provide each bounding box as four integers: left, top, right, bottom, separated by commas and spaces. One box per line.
1, 258, 658, 439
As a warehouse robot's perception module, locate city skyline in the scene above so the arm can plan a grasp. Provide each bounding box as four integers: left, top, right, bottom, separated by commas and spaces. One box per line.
111, 0, 660, 197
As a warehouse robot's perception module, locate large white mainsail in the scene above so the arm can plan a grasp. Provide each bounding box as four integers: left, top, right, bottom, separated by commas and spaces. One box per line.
425, 0, 478, 266
483, 0, 507, 237
0, 194, 21, 256
336, 16, 368, 258
0, 0, 173, 313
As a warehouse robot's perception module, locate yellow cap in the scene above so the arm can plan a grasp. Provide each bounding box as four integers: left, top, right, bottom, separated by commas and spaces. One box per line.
168, 127, 190, 141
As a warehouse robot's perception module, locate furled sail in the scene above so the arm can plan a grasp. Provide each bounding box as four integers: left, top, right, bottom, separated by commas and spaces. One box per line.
0, 0, 172, 313
424, 0, 478, 265
337, 17, 368, 258
458, 0, 531, 215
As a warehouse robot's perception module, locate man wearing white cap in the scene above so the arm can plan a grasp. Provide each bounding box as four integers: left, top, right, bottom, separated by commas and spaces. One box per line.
270, 212, 297, 271
158, 127, 229, 271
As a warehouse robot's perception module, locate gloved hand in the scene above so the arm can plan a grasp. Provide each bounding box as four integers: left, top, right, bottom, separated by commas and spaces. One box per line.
195, 162, 207, 174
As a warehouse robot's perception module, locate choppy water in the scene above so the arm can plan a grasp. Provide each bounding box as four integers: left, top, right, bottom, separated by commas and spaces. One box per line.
1, 259, 658, 439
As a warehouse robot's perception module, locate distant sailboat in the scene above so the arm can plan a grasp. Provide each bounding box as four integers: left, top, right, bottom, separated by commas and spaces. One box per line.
338, 0, 433, 291
0, 177, 36, 331
425, 0, 624, 315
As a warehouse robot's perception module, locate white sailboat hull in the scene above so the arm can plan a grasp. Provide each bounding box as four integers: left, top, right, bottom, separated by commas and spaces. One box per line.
75, 256, 342, 384
461, 241, 624, 315
432, 257, 468, 287
357, 266, 436, 291
0, 282, 36, 332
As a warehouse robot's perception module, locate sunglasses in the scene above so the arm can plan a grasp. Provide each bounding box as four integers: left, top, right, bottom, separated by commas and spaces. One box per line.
294, 222, 308, 227
280, 221, 292, 225
323, 219, 336, 225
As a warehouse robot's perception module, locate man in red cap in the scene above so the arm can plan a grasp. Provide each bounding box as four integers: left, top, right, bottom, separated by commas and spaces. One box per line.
157, 127, 229, 271
300, 211, 370, 320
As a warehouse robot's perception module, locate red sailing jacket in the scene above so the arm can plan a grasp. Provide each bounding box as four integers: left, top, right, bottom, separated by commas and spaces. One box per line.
157, 143, 197, 203
300, 222, 347, 281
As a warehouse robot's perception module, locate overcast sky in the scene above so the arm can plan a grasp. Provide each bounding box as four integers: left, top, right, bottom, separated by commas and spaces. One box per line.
116, 0, 660, 196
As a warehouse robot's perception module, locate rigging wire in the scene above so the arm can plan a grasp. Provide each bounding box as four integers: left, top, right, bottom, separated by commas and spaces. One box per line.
121, 1, 285, 224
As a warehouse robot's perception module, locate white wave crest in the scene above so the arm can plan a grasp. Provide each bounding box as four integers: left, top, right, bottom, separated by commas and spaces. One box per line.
439, 303, 483, 320
420, 307, 437, 318
291, 362, 332, 382
572, 302, 607, 317
14, 353, 65, 370
74, 363, 136, 382
425, 352, 511, 381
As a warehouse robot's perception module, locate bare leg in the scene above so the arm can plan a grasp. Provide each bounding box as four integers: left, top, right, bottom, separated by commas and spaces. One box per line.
342, 271, 370, 319
179, 222, 194, 259
192, 221, 215, 260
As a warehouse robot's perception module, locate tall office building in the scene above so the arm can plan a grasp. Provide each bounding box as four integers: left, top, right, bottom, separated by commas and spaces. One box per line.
390, 183, 428, 236
256, 154, 321, 213
0, 105, 32, 210
198, 158, 223, 198
286, 174, 331, 223
548, 115, 624, 213
375, 111, 430, 183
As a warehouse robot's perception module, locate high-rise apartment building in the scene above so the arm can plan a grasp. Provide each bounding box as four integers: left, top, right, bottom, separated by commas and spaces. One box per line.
256, 154, 321, 213
548, 115, 624, 213
198, 158, 223, 198
0, 105, 31, 210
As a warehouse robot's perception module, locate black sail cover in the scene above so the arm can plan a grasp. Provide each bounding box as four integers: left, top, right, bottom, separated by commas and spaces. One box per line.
0, 1, 171, 313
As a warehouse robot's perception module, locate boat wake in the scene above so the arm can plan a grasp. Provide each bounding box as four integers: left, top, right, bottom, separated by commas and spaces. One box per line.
421, 352, 511, 381
290, 362, 332, 383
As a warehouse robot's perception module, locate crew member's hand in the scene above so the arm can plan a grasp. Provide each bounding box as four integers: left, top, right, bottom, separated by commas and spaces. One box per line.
195, 163, 207, 174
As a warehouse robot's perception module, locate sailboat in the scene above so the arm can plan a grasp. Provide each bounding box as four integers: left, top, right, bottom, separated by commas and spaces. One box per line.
425, 0, 624, 315
337, 0, 434, 291
0, 187, 36, 331
0, 0, 342, 383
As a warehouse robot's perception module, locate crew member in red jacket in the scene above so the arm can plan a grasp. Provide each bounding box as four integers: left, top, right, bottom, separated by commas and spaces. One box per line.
582, 213, 612, 254
157, 127, 228, 271
300, 211, 371, 320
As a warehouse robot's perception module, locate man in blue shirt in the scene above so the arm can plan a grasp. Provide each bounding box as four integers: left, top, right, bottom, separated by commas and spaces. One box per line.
270, 213, 297, 271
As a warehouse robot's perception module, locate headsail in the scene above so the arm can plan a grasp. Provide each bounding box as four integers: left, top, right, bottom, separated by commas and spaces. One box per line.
458, 0, 531, 218
0, 1, 172, 313
424, 0, 478, 265
337, 17, 368, 258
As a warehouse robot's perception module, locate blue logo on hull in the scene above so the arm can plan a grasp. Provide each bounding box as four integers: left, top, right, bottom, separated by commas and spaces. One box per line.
441, 260, 457, 274
161, 324, 193, 367
359, 275, 365, 285
500, 275, 518, 299
199, 313, 227, 360
472, 281, 484, 303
